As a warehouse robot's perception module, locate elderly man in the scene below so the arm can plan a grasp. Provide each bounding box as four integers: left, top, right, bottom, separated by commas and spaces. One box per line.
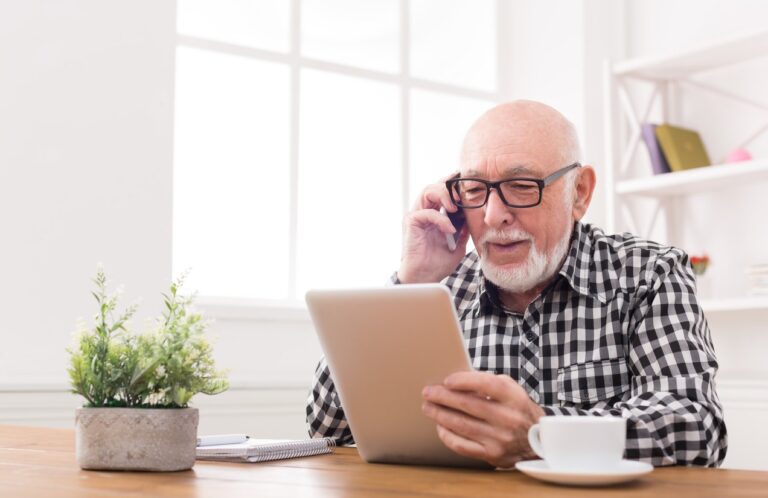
306, 100, 727, 468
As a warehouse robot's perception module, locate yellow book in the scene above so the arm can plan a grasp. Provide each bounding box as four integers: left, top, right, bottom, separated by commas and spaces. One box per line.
654, 124, 711, 172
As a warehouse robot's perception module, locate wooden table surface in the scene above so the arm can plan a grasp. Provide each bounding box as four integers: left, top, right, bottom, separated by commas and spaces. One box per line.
1, 425, 767, 497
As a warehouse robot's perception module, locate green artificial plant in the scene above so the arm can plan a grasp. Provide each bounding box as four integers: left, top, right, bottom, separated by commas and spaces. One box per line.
68, 267, 228, 408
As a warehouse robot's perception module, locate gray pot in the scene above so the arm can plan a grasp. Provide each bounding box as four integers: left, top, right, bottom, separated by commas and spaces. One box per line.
75, 407, 199, 471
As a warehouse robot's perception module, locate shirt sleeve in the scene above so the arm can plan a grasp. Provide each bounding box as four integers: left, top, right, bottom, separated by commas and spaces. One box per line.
543, 252, 727, 467
305, 356, 355, 445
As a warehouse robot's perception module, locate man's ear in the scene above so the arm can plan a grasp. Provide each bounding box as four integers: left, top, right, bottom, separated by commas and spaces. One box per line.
571, 165, 596, 221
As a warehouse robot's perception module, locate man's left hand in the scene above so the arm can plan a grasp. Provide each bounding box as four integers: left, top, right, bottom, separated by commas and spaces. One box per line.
421, 371, 545, 468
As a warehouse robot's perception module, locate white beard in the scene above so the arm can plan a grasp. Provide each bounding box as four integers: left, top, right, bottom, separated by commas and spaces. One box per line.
479, 227, 572, 294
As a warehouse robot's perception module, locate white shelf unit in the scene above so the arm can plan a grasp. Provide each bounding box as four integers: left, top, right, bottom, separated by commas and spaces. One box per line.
604, 30, 768, 314
612, 31, 768, 80
615, 159, 768, 198
700, 295, 768, 313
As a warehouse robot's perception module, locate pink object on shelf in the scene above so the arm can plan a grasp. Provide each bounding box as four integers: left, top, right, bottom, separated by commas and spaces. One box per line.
725, 148, 752, 163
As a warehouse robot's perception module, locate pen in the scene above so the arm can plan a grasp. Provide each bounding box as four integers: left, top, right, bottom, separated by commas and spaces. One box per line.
196, 434, 250, 446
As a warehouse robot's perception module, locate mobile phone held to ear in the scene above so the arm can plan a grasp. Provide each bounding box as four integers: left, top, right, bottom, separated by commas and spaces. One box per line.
439, 206, 466, 251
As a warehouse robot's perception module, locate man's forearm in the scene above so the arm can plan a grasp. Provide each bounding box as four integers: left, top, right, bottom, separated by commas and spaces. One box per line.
588, 255, 727, 466
542, 386, 726, 466
305, 357, 355, 444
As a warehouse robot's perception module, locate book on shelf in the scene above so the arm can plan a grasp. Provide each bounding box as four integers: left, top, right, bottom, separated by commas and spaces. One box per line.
747, 263, 768, 296
654, 123, 711, 172
641, 123, 671, 175
196, 437, 336, 463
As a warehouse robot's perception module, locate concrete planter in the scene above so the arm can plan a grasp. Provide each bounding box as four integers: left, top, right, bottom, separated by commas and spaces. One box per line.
75, 407, 199, 471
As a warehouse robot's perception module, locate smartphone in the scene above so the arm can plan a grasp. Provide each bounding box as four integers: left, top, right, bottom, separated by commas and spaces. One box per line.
440, 206, 466, 251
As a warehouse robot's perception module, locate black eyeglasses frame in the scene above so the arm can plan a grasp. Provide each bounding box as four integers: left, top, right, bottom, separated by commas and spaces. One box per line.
445, 162, 581, 209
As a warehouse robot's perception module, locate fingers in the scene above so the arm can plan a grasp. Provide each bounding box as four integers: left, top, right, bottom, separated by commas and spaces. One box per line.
442, 371, 524, 403
434, 423, 489, 462
413, 179, 457, 212
429, 411, 514, 468
423, 401, 495, 463
407, 208, 457, 236
422, 385, 496, 422
399, 174, 467, 284
422, 401, 496, 441
423, 372, 545, 468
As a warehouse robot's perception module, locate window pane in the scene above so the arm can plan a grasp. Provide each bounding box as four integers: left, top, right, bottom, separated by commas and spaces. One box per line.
177, 0, 290, 52
409, 89, 492, 203
301, 0, 399, 73
297, 70, 401, 293
173, 47, 291, 299
410, 0, 497, 91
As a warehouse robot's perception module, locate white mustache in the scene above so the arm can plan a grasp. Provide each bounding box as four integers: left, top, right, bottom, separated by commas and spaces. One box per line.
480, 228, 533, 246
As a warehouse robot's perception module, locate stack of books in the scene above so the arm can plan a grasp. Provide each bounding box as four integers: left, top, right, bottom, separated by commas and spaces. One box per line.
641, 123, 711, 175
746, 264, 768, 296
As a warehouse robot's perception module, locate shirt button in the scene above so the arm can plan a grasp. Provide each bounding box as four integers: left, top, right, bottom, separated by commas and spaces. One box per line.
526, 332, 536, 342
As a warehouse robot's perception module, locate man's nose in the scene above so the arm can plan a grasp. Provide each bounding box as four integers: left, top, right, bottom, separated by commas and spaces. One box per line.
483, 188, 514, 227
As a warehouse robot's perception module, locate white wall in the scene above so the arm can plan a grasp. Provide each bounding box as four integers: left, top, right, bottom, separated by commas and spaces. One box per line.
625, 0, 768, 57
0, 0, 175, 405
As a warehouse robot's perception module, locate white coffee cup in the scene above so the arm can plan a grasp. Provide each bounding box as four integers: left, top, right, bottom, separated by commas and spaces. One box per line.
527, 416, 626, 472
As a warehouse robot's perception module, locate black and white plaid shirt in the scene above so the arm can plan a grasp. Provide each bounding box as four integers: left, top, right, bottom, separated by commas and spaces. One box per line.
306, 222, 727, 466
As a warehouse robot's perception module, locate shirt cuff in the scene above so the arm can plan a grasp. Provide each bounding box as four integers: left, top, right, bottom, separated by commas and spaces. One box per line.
542, 405, 588, 416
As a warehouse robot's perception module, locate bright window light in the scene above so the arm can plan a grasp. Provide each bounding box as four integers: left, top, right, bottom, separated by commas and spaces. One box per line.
301, 0, 400, 73
409, 89, 492, 204
296, 70, 402, 294
173, 1, 499, 302
173, 47, 291, 299
410, 0, 497, 91
177, 0, 290, 52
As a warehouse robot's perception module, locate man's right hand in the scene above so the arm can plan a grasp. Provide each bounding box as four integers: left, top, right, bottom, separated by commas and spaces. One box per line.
397, 178, 471, 284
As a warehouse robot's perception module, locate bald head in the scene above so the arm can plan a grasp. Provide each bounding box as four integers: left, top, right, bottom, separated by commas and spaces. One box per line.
461, 100, 581, 169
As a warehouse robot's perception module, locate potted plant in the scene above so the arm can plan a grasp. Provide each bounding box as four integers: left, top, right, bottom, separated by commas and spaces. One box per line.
68, 267, 228, 471
690, 254, 710, 276
690, 254, 711, 298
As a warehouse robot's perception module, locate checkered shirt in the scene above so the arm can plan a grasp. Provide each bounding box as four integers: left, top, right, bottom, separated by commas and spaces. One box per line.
306, 222, 727, 466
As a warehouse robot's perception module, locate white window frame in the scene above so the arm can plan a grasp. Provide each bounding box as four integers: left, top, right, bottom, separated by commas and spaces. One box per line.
175, 0, 510, 317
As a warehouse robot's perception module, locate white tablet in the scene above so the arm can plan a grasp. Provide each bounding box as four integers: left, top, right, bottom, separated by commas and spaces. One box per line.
305, 284, 491, 468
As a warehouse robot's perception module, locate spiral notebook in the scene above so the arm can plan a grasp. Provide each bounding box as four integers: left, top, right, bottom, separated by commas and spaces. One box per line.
196, 438, 336, 463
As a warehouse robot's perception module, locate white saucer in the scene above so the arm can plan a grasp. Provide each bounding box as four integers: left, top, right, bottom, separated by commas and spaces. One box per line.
515, 459, 653, 486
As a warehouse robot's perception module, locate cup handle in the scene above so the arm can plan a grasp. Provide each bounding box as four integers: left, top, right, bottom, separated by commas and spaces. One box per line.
527, 424, 545, 459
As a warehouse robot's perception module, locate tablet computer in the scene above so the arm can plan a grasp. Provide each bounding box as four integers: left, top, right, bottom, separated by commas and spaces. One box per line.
305, 284, 491, 468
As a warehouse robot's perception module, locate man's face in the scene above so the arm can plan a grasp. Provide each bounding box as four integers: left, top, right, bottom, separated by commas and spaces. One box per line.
460, 146, 575, 294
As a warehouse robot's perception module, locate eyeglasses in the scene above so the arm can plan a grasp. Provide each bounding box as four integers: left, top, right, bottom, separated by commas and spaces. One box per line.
445, 162, 581, 209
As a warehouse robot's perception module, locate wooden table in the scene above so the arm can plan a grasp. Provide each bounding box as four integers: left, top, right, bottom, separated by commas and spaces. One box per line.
1, 425, 767, 497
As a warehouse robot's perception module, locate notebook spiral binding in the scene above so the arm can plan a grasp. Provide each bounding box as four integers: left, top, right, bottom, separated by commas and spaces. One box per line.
245, 438, 337, 463
197, 437, 336, 463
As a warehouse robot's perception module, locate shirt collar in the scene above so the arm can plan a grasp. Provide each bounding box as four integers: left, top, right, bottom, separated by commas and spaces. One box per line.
471, 221, 608, 316
557, 221, 609, 304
